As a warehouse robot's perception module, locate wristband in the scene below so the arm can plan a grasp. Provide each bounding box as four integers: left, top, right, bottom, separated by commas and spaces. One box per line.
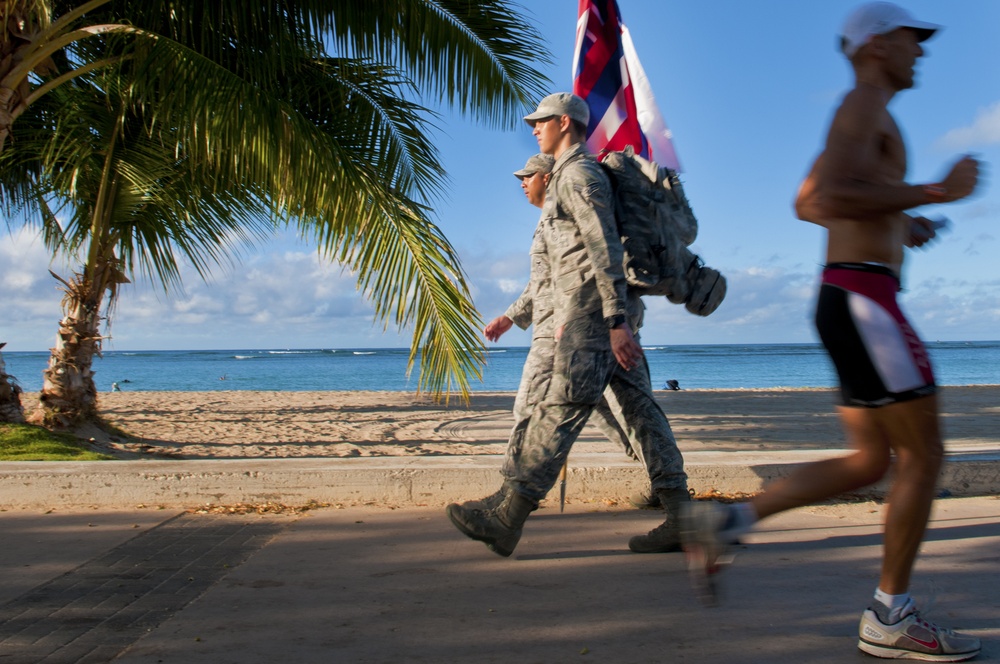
605, 314, 627, 329
922, 183, 948, 204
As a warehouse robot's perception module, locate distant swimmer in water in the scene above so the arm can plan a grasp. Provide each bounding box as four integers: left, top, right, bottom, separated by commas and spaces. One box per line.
111, 382, 121, 392
219, 374, 227, 381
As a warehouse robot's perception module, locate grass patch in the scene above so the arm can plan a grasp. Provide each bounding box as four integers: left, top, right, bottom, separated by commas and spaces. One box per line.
0, 423, 113, 461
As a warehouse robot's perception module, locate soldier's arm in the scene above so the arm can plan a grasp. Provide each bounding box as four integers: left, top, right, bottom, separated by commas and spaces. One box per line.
565, 166, 628, 319
504, 284, 533, 330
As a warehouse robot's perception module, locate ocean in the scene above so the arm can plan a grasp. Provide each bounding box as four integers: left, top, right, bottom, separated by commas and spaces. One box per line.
4, 341, 999, 393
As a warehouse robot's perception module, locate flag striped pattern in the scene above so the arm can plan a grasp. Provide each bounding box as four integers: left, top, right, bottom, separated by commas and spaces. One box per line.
572, 0, 681, 170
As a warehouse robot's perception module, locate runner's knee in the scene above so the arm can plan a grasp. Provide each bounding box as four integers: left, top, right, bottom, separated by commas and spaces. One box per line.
847, 447, 893, 485
895, 438, 944, 480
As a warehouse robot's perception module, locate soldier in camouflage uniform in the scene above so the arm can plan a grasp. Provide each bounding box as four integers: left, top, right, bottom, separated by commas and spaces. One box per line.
478, 153, 684, 515
447, 94, 689, 557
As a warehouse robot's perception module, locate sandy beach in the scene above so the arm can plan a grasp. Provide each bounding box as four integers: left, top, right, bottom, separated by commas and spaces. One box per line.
21, 385, 1000, 460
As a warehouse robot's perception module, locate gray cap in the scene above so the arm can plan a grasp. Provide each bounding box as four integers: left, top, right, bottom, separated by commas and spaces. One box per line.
523, 92, 590, 127
513, 153, 555, 179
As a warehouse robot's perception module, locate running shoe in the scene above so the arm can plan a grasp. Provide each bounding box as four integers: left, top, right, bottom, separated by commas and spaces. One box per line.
858, 598, 980, 661
678, 501, 734, 606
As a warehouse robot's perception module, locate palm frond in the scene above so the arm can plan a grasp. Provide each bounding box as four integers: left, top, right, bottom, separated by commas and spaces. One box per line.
325, 0, 552, 128
336, 191, 485, 399
2, 1, 553, 401
115, 0, 550, 127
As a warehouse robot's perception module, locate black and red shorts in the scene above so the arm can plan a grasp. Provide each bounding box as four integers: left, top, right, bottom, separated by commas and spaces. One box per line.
815, 263, 936, 407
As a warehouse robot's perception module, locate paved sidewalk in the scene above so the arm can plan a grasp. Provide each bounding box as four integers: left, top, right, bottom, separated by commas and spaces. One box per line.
1, 497, 998, 663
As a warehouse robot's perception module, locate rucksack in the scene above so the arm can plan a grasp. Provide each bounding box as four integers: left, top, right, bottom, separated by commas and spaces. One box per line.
599, 146, 726, 316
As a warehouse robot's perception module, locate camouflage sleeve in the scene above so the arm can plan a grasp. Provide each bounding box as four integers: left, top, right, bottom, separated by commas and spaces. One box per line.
564, 162, 628, 319
625, 288, 645, 332
504, 284, 533, 330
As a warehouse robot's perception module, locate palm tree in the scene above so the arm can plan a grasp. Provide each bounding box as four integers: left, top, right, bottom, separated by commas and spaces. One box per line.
0, 342, 25, 422
1, 1, 551, 425
4, 74, 282, 425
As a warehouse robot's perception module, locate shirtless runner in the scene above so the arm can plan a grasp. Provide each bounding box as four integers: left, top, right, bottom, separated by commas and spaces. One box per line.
679, 3, 985, 660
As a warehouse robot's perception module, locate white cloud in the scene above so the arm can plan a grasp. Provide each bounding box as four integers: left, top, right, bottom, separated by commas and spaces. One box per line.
0, 230, 67, 349
620, 265, 821, 345
5, 225, 996, 354
935, 101, 1000, 150
903, 276, 1000, 339
107, 250, 386, 349
0, 231, 392, 351
497, 279, 524, 295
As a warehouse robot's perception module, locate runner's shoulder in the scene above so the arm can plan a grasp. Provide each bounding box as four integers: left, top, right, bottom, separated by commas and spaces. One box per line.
835, 85, 889, 122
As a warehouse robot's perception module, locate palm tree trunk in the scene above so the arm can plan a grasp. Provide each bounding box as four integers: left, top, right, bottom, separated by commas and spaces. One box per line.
36, 101, 130, 427
0, 88, 14, 154
1, 5, 34, 157
38, 271, 108, 427
0, 343, 25, 423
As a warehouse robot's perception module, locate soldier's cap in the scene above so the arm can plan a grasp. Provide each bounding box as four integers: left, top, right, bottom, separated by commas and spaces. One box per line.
523, 93, 590, 128
513, 153, 555, 179
840, 2, 939, 58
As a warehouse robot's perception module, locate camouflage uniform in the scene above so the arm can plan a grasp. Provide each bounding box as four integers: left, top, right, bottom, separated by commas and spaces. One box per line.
508, 143, 687, 502
501, 277, 679, 479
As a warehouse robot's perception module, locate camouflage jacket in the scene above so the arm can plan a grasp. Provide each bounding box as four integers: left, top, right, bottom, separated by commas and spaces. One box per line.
505, 219, 554, 337
533, 142, 628, 330
506, 264, 644, 340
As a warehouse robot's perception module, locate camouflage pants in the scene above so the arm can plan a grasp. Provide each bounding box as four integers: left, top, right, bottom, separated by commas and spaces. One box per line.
601, 346, 687, 493
507, 310, 687, 502
501, 339, 636, 475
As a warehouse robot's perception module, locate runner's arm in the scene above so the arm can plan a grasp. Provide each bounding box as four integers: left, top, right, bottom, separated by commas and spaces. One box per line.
797, 87, 933, 219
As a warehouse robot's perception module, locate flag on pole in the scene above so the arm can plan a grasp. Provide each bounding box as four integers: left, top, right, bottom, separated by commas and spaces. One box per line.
572, 0, 681, 171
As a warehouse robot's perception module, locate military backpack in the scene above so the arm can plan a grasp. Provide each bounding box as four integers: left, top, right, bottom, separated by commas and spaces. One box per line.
599, 146, 726, 316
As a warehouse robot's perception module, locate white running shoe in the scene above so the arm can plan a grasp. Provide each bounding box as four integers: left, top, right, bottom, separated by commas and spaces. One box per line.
678, 501, 735, 606
858, 599, 980, 661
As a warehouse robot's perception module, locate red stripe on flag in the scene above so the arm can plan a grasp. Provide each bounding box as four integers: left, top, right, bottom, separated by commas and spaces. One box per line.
575, 5, 618, 98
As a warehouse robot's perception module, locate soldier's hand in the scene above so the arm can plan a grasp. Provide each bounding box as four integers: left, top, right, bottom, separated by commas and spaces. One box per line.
610, 325, 642, 371
485, 315, 514, 342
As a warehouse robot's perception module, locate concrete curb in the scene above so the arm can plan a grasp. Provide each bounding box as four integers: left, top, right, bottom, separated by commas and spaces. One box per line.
2, 450, 998, 508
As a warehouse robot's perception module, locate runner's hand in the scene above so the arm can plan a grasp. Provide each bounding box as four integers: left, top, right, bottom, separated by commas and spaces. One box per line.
940, 155, 981, 201
907, 216, 936, 248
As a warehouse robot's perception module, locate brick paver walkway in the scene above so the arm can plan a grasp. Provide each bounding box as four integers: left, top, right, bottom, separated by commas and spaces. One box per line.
0, 513, 288, 664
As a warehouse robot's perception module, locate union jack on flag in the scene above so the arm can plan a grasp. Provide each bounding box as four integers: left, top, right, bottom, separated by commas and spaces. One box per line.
572, 0, 681, 171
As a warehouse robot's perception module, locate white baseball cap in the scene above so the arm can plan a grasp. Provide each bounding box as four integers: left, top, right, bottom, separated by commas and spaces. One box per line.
840, 2, 940, 58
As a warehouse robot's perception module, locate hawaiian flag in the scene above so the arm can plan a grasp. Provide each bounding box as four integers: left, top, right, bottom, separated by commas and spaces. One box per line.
572, 0, 681, 171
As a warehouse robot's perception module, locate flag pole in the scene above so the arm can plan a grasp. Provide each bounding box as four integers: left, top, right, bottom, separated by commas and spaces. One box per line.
559, 459, 568, 512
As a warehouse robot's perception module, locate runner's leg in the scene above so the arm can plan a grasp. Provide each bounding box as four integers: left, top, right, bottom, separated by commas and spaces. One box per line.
873, 394, 943, 593
750, 407, 892, 519
751, 394, 941, 593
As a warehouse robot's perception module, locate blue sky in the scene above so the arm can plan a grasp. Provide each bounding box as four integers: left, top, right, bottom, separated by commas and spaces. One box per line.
2, 0, 999, 352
